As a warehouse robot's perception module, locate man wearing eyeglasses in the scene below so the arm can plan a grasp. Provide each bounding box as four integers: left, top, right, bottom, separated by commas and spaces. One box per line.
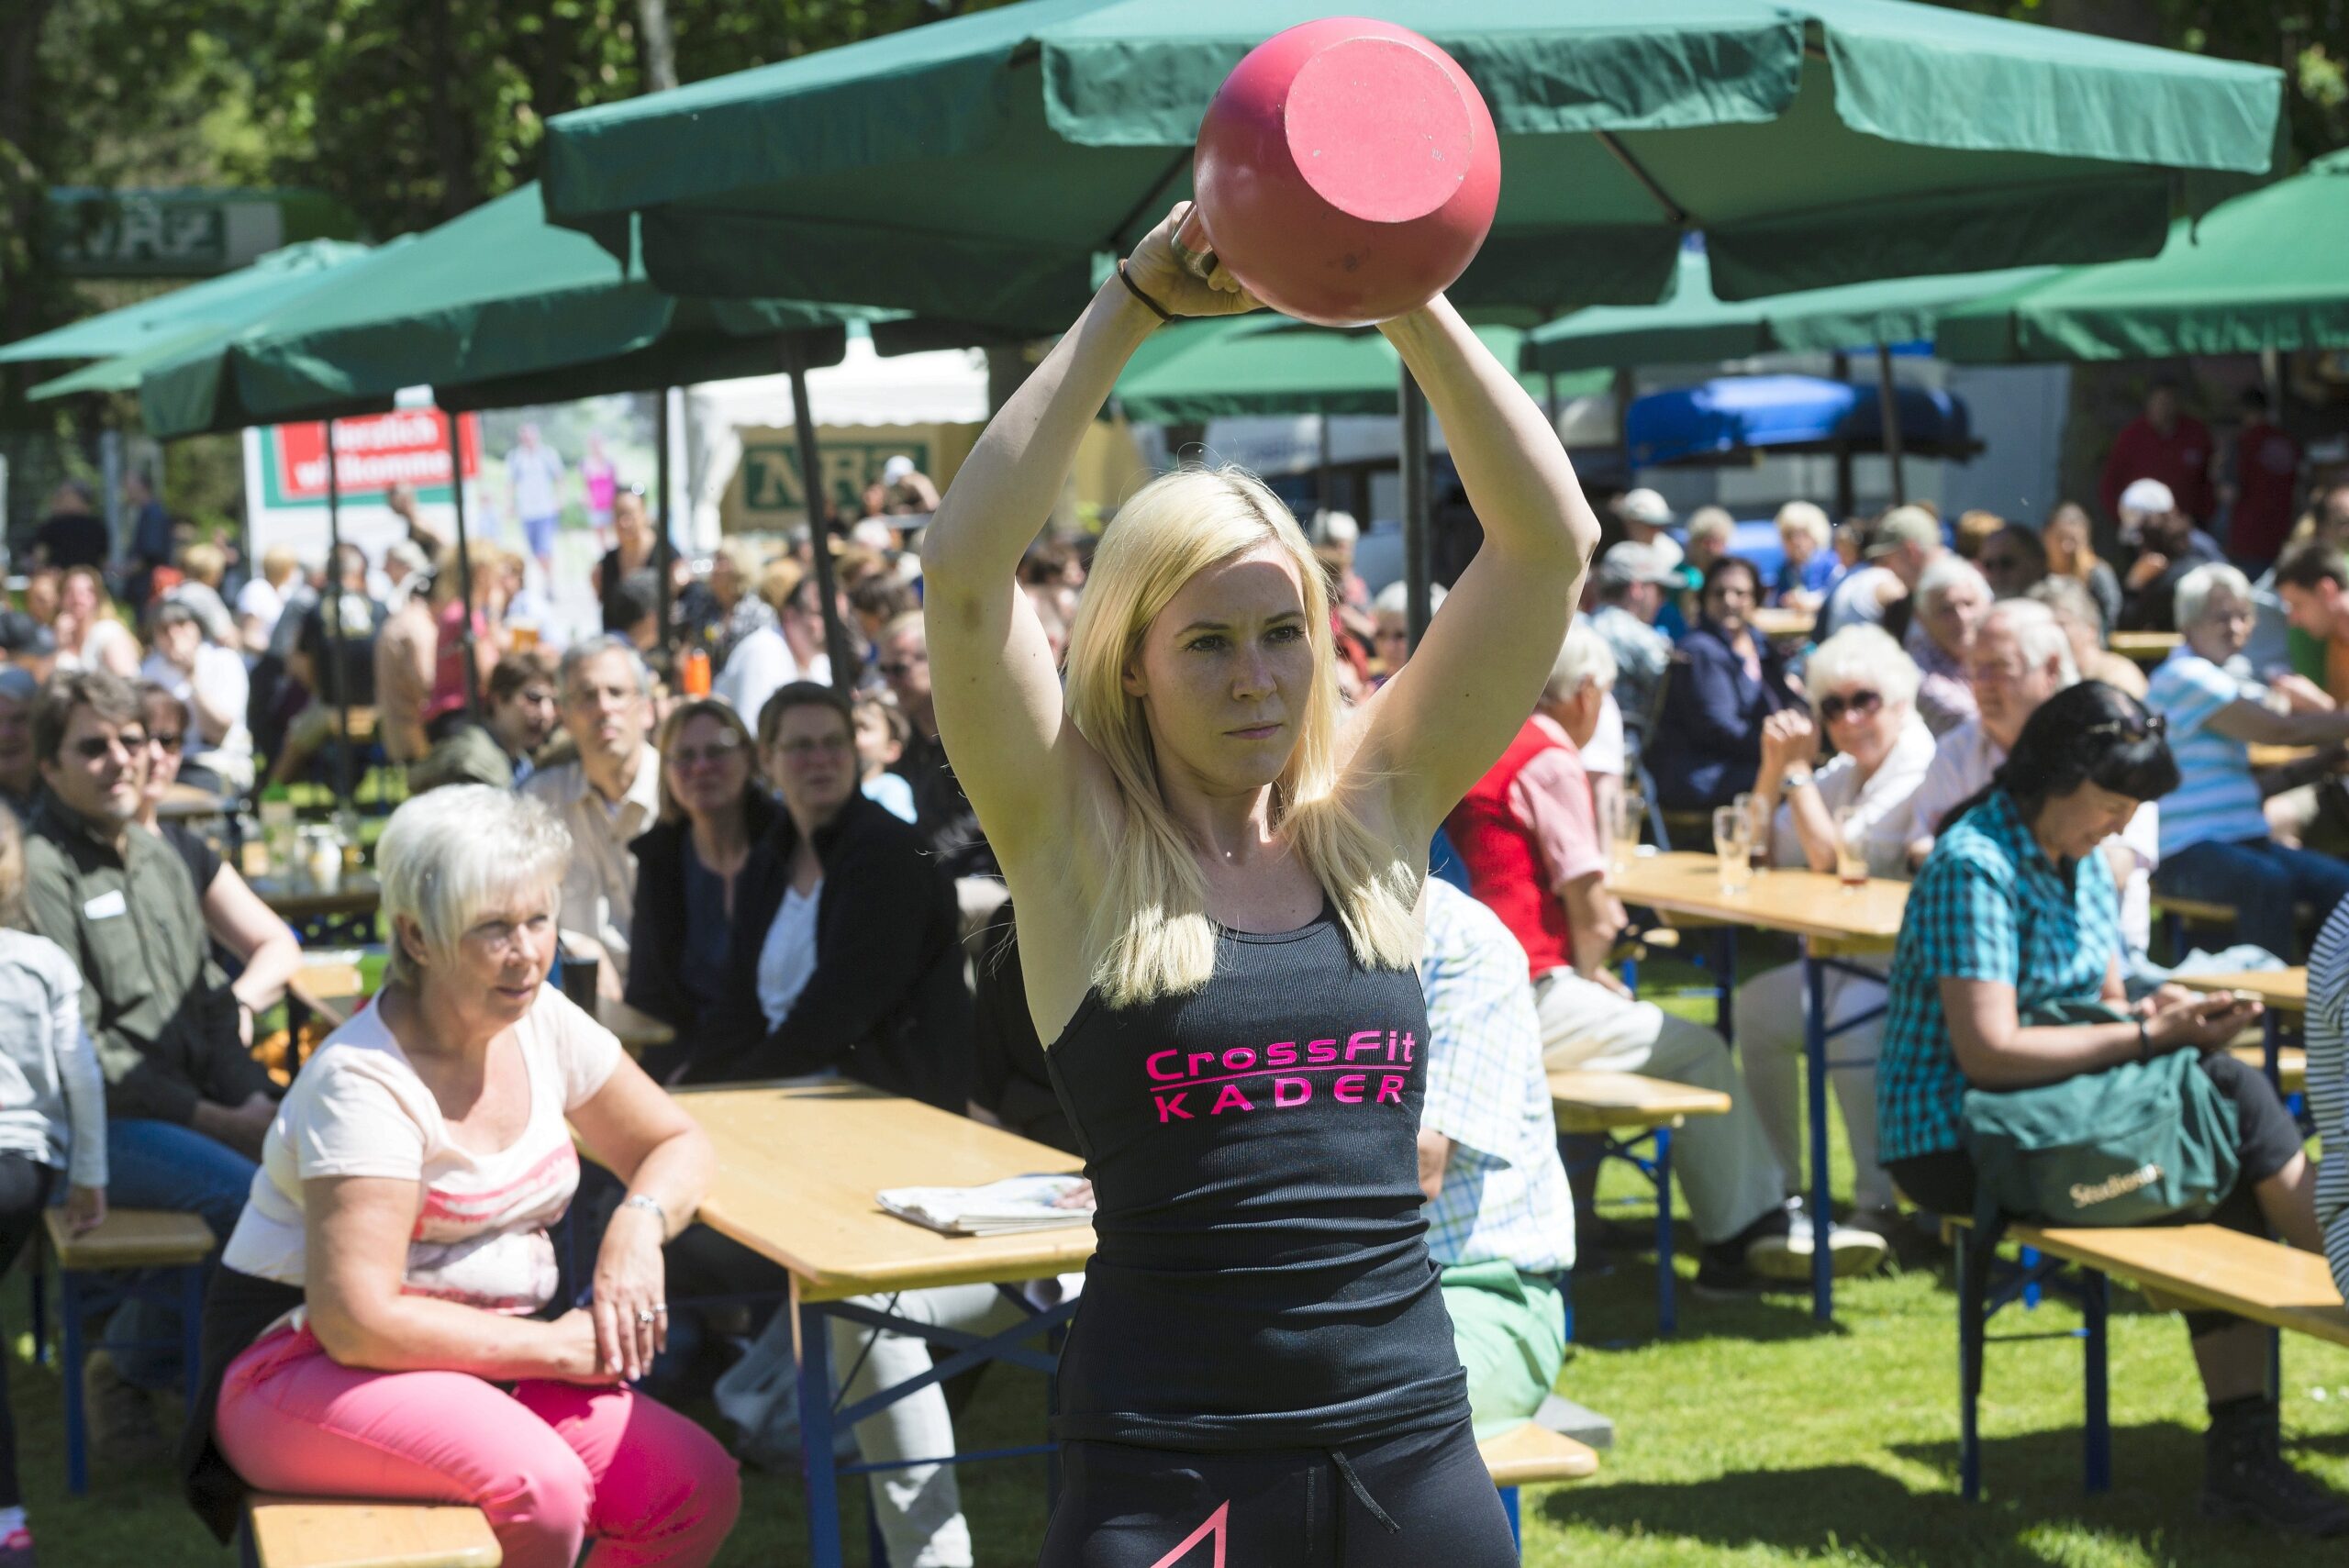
521, 637, 662, 998
21, 671, 273, 1461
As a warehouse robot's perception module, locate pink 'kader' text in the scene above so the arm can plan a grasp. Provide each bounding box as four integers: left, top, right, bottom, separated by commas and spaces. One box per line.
1141, 1029, 1417, 1123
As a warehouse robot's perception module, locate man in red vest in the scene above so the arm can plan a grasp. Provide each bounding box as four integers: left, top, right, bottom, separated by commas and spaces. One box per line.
1444, 622, 1887, 1292
2100, 375, 2216, 527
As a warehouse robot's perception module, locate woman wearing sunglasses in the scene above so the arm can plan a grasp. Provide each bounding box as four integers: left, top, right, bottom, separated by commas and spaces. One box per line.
623, 698, 776, 1081
1729, 624, 1938, 1252
134, 684, 302, 1050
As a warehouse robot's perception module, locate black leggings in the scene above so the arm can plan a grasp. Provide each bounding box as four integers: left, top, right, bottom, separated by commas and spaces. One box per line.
1889, 1051, 2306, 1340
1037, 1418, 1518, 1567
0, 1154, 54, 1509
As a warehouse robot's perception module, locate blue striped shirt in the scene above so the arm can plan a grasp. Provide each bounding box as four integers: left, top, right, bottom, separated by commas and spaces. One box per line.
2305, 899, 2349, 1301
1417, 879, 1575, 1276
2144, 649, 2270, 856
1877, 791, 2123, 1163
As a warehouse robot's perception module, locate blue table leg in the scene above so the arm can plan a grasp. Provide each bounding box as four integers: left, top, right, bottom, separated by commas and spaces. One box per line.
797, 1299, 845, 1568
2083, 1270, 2110, 1494
1653, 1127, 1676, 1336
1500, 1484, 1521, 1551
2263, 1009, 2281, 1086
61, 1273, 85, 1496
1802, 954, 1832, 1321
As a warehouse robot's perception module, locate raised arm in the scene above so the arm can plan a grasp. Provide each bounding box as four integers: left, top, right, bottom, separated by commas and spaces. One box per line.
1351, 302, 1601, 840
919, 206, 1254, 864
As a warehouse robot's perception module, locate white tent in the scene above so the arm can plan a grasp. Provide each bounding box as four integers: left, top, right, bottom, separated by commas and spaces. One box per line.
685, 332, 989, 544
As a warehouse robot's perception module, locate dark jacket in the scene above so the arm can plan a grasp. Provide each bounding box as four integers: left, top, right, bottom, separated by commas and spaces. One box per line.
626, 787, 782, 1048
968, 906, 1077, 1155
23, 794, 268, 1122
1645, 618, 1802, 811
678, 791, 972, 1109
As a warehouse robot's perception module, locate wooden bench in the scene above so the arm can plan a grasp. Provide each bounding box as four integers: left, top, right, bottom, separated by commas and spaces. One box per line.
1552, 1071, 1732, 1335
1478, 1421, 1599, 1551
1947, 1218, 2349, 1500
41, 1207, 214, 1495
2152, 895, 2240, 962
246, 1496, 501, 1568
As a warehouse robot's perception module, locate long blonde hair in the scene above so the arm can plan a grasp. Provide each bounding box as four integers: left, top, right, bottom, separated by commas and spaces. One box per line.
1062, 466, 1420, 1007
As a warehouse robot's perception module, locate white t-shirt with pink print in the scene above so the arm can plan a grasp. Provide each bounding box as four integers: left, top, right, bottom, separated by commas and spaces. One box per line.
222, 985, 622, 1328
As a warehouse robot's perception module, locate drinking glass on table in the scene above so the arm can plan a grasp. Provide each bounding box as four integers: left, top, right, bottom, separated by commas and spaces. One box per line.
1734, 790, 1767, 868
1609, 791, 1644, 879
1832, 804, 1868, 889
1713, 806, 1752, 895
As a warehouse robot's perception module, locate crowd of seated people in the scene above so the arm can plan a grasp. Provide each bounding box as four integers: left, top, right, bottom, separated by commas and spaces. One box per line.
5, 425, 2349, 1563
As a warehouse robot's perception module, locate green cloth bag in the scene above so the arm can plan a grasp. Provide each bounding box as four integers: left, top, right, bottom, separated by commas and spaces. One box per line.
1961, 1000, 2242, 1228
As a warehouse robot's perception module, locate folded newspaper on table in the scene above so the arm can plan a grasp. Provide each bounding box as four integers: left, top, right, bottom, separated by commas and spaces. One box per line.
877, 1174, 1095, 1237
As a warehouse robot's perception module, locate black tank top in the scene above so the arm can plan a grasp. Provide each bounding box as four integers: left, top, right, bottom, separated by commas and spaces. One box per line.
1042, 898, 1471, 1451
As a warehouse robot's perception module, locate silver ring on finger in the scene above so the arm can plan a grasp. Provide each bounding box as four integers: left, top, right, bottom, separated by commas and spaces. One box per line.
636, 1308, 659, 1326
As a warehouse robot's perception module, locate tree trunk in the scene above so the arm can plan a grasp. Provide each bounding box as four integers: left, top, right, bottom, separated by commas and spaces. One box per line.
637, 0, 679, 91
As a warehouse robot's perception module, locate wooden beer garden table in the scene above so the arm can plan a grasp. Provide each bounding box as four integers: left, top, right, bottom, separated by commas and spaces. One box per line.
676, 1082, 1089, 1568
1751, 606, 1815, 641
1606, 850, 1909, 1320
2172, 967, 2308, 1093
2110, 630, 2182, 664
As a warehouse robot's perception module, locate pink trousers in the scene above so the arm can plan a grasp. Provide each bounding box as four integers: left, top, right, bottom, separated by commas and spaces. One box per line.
215, 1327, 740, 1568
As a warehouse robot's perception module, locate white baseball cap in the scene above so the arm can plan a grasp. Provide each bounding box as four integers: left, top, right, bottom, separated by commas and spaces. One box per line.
2118, 478, 2176, 518
1614, 488, 1673, 528
881, 454, 916, 485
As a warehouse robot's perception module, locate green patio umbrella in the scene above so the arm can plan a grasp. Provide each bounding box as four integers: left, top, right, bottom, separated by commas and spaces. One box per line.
1520, 247, 2059, 373
1117, 317, 1608, 423
132, 183, 877, 441
540, 0, 2279, 332
0, 239, 372, 369
128, 182, 886, 694
1521, 245, 2059, 502
1938, 150, 2349, 363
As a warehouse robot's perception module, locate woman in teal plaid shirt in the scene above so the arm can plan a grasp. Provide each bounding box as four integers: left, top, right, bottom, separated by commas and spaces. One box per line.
1878, 681, 2342, 1535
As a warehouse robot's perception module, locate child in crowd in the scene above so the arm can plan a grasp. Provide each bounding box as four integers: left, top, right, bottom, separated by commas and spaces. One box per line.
0, 804, 106, 1566
854, 696, 917, 823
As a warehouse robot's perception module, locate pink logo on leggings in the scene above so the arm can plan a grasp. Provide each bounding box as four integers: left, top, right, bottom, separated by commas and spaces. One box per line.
1142, 1029, 1415, 1124
1149, 1501, 1229, 1567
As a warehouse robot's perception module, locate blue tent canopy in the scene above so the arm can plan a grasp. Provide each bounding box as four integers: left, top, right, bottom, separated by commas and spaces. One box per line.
1627, 375, 1973, 467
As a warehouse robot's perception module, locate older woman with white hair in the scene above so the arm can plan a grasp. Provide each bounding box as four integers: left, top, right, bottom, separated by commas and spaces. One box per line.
188, 787, 738, 1568
1731, 624, 1937, 1243
2144, 562, 2349, 962
1905, 555, 1992, 735
1773, 500, 1836, 610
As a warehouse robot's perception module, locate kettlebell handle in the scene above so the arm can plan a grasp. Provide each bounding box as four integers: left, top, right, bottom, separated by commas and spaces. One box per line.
1170, 206, 1220, 282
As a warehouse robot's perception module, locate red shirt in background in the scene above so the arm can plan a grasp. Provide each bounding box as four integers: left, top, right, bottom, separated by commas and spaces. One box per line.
2227, 418, 2302, 566
2100, 413, 2216, 524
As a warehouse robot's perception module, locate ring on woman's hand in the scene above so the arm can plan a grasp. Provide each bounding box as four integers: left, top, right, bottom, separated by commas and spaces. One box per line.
636, 1308, 660, 1326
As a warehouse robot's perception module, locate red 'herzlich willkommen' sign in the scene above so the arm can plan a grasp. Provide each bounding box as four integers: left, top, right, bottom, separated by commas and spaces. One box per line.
265, 410, 481, 505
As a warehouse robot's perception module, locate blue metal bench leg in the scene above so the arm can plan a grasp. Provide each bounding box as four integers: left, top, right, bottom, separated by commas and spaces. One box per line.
61, 1273, 86, 1496
1500, 1483, 1521, 1551
2083, 1269, 2110, 1494
182, 1263, 206, 1405
797, 1300, 845, 1568
1956, 1229, 1986, 1503
1653, 1127, 1676, 1336
865, 1497, 888, 1566
2021, 1246, 2042, 1310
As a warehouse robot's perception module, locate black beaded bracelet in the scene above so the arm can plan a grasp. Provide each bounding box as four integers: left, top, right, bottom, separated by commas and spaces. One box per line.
2137, 1018, 2152, 1062
1118, 260, 1174, 324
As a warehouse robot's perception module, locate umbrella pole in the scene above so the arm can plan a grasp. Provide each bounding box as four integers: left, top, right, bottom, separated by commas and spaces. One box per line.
1875, 339, 1907, 506
1316, 413, 1333, 517
1830, 351, 1854, 520
1400, 364, 1431, 651
781, 337, 855, 692
1612, 368, 1634, 464
444, 412, 481, 720
323, 422, 351, 813
655, 387, 674, 673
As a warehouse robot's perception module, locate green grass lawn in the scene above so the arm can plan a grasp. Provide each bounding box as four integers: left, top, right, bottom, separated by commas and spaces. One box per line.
17, 951, 2345, 1564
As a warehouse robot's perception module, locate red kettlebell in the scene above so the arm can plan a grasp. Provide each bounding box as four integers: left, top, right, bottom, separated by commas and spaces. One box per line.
1174, 17, 1499, 328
